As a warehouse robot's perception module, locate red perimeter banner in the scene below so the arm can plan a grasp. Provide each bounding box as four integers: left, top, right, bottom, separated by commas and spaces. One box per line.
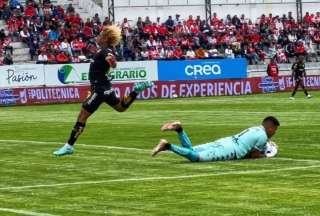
1, 75, 320, 106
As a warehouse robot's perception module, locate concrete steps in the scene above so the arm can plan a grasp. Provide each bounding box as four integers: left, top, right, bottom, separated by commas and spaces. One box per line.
13, 54, 31, 62
0, 21, 31, 63
10, 42, 28, 49
0, 20, 8, 35
13, 47, 29, 55
8, 41, 30, 63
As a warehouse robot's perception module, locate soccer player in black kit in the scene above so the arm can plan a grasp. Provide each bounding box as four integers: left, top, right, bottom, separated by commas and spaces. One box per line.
289, 55, 312, 100
53, 25, 153, 156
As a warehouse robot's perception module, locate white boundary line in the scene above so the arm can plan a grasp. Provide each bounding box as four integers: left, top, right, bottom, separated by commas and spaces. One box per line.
270, 157, 320, 163
0, 208, 59, 216
0, 165, 319, 191
1, 139, 320, 163
0, 139, 149, 152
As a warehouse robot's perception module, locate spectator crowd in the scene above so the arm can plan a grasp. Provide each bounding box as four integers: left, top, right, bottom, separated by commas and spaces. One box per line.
0, 0, 320, 65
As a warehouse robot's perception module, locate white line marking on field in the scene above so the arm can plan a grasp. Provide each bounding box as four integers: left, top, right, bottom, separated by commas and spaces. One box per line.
272, 157, 320, 163
0, 139, 149, 152
0, 208, 59, 216
0, 165, 319, 191
1, 139, 320, 163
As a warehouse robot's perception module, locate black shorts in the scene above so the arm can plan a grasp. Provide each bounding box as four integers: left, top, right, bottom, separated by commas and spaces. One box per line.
295, 76, 303, 82
82, 85, 120, 113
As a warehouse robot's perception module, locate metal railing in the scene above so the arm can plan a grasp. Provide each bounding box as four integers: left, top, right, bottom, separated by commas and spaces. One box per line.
20, 0, 58, 5
111, 0, 318, 8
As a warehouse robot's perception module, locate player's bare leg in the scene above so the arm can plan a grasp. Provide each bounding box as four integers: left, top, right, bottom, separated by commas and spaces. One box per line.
77, 108, 92, 122
112, 81, 154, 112
290, 79, 301, 99
291, 79, 312, 99
161, 121, 182, 132
161, 121, 193, 149
151, 139, 170, 156
300, 82, 312, 98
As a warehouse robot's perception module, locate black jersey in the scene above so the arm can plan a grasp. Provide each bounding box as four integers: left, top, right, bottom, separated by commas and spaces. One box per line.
89, 48, 113, 85
292, 62, 305, 78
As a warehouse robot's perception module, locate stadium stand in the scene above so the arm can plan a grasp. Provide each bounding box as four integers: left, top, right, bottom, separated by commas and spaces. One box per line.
0, 0, 320, 65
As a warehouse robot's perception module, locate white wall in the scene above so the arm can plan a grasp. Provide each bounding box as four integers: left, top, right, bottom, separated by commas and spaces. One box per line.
78, 0, 105, 18
112, 2, 320, 23
56, 0, 71, 6
73, 0, 320, 24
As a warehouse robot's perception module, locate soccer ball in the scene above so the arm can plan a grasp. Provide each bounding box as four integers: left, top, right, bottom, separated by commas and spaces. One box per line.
264, 141, 278, 158
171, 93, 178, 98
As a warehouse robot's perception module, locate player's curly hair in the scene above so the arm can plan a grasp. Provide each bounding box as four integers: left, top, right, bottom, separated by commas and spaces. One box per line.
97, 25, 122, 48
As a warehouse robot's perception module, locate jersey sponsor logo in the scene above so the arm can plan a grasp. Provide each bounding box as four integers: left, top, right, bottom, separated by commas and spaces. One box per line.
86, 92, 97, 105
58, 65, 89, 84
103, 88, 114, 96
258, 76, 279, 93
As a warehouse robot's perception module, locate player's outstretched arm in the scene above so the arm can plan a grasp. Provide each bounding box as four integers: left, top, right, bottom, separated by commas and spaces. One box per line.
247, 149, 266, 159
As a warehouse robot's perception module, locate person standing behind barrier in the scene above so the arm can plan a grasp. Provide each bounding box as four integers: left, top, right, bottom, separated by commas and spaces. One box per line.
267, 58, 279, 78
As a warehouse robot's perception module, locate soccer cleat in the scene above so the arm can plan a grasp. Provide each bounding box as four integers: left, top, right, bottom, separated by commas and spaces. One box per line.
151, 139, 169, 157
289, 96, 295, 100
133, 81, 154, 93
53, 143, 74, 156
306, 94, 312, 99
161, 121, 182, 132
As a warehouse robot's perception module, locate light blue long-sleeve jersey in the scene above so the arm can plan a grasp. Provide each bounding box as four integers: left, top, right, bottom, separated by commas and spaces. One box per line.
232, 126, 268, 159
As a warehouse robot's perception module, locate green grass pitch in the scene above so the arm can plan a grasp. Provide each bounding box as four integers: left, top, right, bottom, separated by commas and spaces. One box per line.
0, 91, 320, 216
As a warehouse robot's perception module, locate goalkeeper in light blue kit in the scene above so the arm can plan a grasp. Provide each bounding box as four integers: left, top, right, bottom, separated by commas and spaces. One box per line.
151, 116, 280, 161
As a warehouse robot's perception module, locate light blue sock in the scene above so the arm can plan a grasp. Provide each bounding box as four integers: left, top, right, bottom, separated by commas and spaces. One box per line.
169, 144, 199, 162
177, 131, 193, 149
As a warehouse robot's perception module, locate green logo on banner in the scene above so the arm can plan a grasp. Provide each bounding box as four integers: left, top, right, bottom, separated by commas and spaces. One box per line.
58, 65, 88, 84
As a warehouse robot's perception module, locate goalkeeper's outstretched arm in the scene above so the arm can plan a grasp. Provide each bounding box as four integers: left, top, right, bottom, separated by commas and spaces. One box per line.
246, 149, 266, 159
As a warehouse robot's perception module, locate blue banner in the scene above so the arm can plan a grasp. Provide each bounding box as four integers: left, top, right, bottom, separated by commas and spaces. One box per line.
158, 58, 247, 81
0, 89, 18, 105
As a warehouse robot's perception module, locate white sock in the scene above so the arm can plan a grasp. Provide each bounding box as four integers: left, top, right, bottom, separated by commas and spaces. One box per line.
65, 143, 73, 148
